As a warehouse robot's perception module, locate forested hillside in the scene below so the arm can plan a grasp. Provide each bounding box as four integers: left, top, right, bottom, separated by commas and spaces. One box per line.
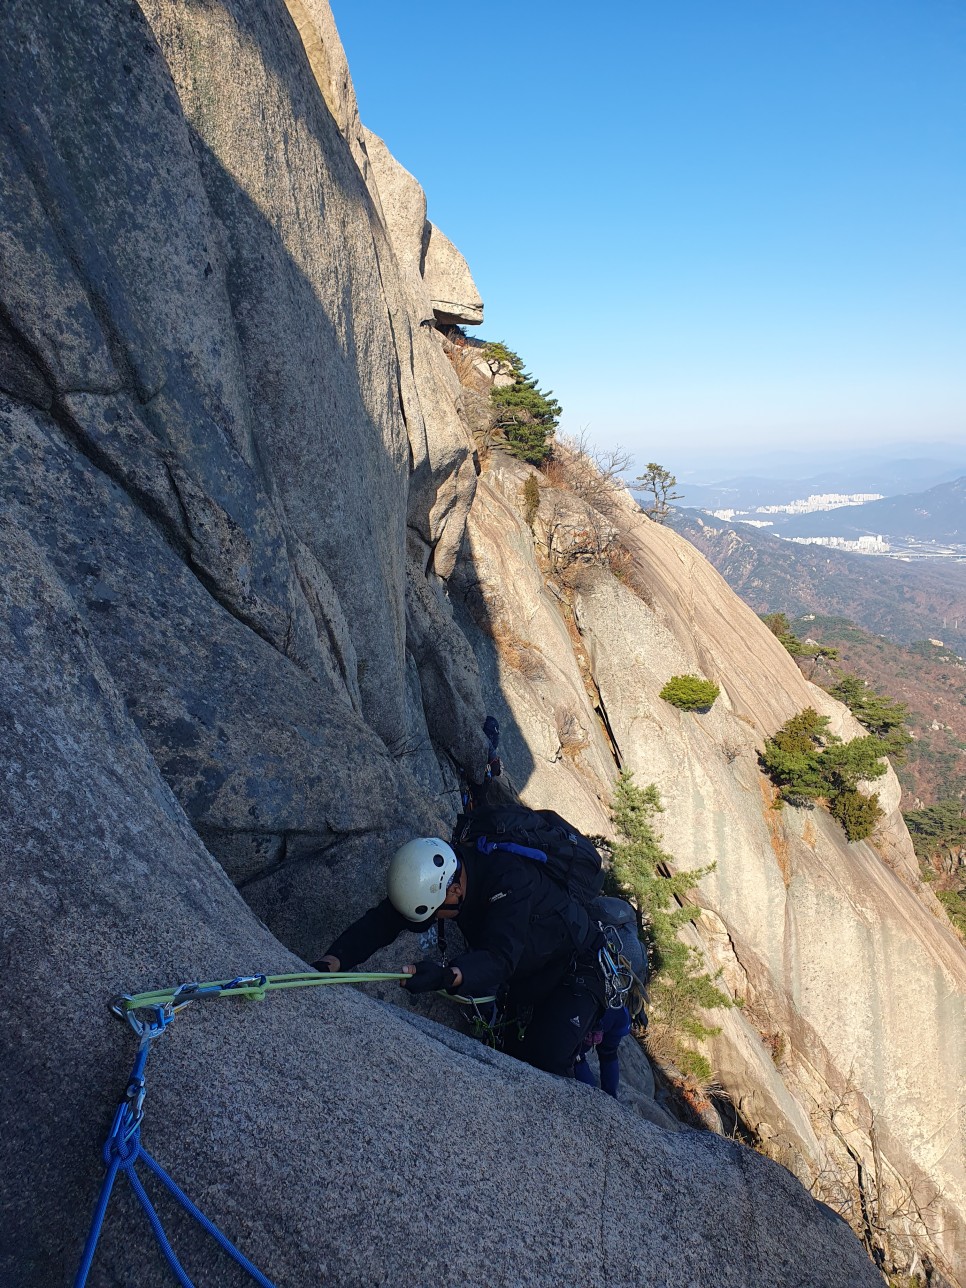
782, 616, 966, 808
672, 509, 966, 655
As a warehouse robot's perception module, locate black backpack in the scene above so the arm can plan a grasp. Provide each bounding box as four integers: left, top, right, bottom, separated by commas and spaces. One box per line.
454, 804, 604, 906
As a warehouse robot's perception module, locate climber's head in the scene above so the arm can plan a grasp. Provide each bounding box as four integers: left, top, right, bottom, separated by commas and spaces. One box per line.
387, 838, 462, 922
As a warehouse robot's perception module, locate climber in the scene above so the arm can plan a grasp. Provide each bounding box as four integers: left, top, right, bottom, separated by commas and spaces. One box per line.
313, 835, 607, 1078
574, 1003, 631, 1098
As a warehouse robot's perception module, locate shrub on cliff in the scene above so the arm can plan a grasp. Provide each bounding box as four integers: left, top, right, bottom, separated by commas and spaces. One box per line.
521, 473, 540, 530
761, 613, 838, 666
828, 672, 911, 761
830, 787, 885, 842
659, 675, 720, 712
609, 771, 731, 1082
760, 707, 887, 841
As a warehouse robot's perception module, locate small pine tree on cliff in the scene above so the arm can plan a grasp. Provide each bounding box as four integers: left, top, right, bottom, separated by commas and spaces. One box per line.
609, 771, 731, 1081
659, 675, 720, 712
483, 341, 560, 465
634, 463, 681, 522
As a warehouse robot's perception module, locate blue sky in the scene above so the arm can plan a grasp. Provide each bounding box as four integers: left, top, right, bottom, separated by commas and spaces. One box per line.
330, 1, 966, 472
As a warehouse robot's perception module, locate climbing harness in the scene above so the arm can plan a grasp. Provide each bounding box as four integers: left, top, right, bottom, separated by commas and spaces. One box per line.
448, 992, 504, 1047
417, 921, 506, 1046
76, 969, 407, 1288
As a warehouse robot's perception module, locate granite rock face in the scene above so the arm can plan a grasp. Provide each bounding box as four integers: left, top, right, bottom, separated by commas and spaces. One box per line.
360, 128, 481, 579
456, 454, 966, 1281
0, 534, 883, 1288
0, 0, 935, 1285
0, 0, 487, 902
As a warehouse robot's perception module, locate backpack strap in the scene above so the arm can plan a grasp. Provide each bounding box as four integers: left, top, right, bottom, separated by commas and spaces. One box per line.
474, 835, 549, 864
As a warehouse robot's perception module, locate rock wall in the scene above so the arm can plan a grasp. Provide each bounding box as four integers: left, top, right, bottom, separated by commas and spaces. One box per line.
3, 518, 882, 1288
455, 455, 966, 1281
0, 1, 945, 1285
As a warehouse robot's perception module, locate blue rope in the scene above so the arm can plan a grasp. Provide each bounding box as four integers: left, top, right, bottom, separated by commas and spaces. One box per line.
137, 1150, 276, 1288
122, 1166, 195, 1288
73, 1153, 123, 1286
74, 1008, 277, 1288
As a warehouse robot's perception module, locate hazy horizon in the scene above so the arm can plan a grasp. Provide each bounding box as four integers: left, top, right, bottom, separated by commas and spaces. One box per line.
668, 436, 966, 482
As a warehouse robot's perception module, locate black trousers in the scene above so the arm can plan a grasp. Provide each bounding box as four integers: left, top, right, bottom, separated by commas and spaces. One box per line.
501, 952, 606, 1079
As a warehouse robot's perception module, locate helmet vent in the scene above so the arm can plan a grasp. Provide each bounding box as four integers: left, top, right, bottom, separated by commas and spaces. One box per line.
415, 904, 428, 915
433, 854, 445, 867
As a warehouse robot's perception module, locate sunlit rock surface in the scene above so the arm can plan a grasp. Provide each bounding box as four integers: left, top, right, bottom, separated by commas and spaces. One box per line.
0, 0, 958, 1284
458, 456, 966, 1279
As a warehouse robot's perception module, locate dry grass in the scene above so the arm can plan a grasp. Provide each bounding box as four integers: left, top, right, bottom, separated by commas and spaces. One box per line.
484, 614, 546, 679
640, 1024, 725, 1126
539, 452, 570, 490
539, 447, 655, 610
543, 431, 633, 511
606, 541, 655, 607
557, 560, 600, 593
555, 708, 588, 759
760, 776, 792, 886
437, 326, 491, 393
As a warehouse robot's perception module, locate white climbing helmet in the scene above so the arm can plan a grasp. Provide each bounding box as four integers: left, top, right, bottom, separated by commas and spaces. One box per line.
387, 838, 458, 922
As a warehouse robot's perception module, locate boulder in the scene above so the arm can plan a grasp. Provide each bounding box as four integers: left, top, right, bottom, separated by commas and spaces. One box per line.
423, 221, 485, 326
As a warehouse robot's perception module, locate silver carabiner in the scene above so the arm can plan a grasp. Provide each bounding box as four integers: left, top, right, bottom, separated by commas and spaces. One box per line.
597, 924, 634, 1009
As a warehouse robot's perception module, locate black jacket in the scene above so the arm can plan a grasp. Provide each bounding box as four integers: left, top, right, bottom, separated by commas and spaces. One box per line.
325, 847, 601, 1001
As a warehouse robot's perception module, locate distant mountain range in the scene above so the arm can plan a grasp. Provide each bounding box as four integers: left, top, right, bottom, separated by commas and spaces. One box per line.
776, 476, 965, 541
670, 508, 966, 656
674, 460, 966, 513
675, 442, 966, 490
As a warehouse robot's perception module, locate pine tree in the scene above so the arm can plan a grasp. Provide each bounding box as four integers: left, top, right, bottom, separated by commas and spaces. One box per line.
609, 772, 731, 1080
760, 708, 886, 841
829, 673, 911, 760
483, 341, 560, 465
634, 462, 681, 522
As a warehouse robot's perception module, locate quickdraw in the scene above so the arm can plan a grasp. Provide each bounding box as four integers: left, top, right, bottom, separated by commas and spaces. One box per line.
597, 924, 637, 1010
448, 993, 505, 1048
78, 969, 410, 1288
76, 996, 278, 1288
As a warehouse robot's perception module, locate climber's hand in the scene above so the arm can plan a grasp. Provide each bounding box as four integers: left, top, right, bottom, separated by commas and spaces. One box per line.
401, 961, 456, 993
